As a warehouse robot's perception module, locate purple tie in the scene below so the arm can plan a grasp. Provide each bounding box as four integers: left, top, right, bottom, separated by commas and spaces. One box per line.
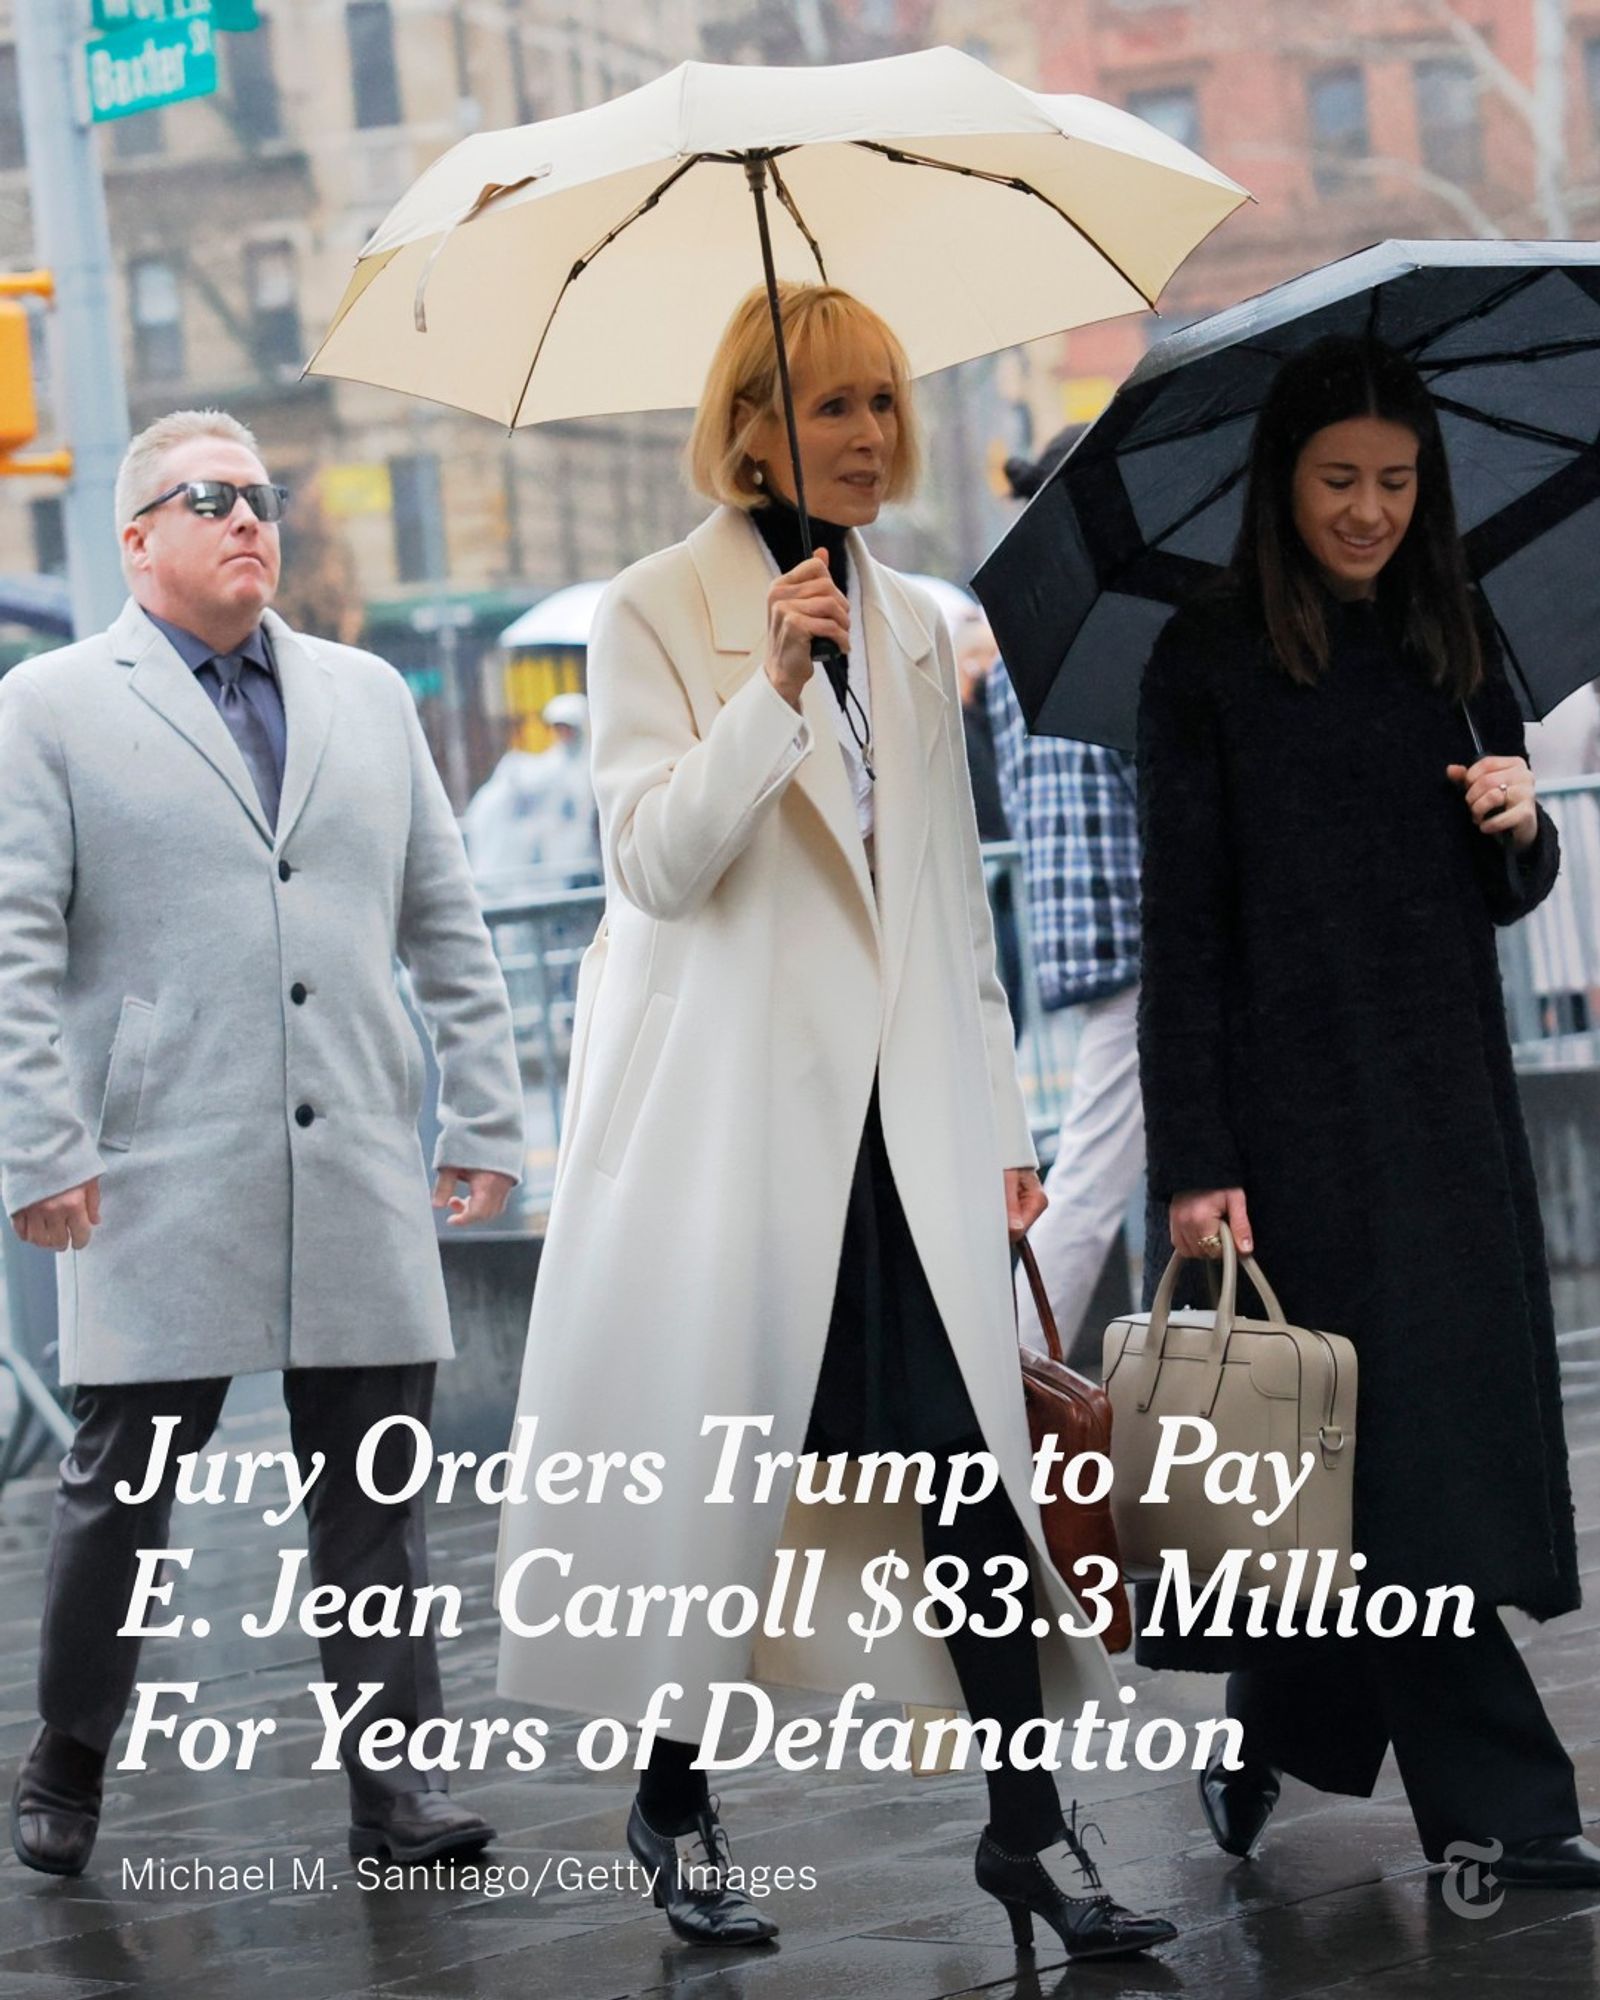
209, 653, 281, 831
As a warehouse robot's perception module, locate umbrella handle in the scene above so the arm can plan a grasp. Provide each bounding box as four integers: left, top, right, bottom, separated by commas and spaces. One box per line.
1458, 695, 1519, 867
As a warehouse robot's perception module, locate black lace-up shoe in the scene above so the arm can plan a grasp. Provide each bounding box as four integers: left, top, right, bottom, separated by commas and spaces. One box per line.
974, 1804, 1178, 1961
626, 1795, 779, 1946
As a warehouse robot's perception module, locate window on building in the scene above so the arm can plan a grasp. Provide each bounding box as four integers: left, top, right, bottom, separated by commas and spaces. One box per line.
31, 496, 65, 577
347, 1, 402, 130
129, 257, 184, 381
1308, 67, 1370, 195
229, 16, 282, 143
1127, 86, 1201, 154
247, 240, 301, 373
390, 452, 445, 582
508, 19, 536, 126
1586, 38, 1600, 142
1414, 57, 1483, 186
113, 106, 165, 159
0, 46, 25, 173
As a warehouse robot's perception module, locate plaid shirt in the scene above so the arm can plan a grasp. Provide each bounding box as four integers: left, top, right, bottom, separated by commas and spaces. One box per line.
987, 662, 1142, 1010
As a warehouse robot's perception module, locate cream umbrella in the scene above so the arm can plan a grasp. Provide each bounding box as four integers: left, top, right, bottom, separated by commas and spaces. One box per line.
307, 48, 1244, 518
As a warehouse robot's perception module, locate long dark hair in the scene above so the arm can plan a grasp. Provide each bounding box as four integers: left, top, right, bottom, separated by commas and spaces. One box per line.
1226, 335, 1482, 698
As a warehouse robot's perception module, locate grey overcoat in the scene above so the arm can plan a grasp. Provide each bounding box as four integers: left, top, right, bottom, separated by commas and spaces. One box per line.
0, 600, 524, 1385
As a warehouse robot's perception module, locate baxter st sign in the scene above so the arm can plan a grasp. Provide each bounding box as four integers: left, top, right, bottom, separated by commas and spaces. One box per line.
84, 10, 217, 123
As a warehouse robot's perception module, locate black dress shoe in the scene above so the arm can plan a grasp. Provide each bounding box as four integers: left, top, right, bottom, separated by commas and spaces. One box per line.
625, 1796, 779, 1946
10, 1724, 106, 1878
1198, 1748, 1281, 1859
348, 1790, 496, 1862
1496, 1833, 1600, 1888
974, 1814, 1178, 1962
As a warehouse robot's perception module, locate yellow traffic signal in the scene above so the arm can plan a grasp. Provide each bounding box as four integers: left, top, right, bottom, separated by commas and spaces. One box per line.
0, 299, 39, 453
0, 270, 71, 479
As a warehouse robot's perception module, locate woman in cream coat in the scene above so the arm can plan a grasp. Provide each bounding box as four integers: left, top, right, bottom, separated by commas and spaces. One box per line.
495, 285, 1173, 1963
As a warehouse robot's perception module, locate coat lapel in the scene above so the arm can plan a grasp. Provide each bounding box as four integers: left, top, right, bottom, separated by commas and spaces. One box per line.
116, 600, 336, 852
855, 541, 947, 1025
263, 610, 336, 850
690, 508, 879, 939
117, 598, 275, 846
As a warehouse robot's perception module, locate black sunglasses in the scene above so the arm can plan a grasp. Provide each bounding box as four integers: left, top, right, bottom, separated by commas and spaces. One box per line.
132, 479, 290, 523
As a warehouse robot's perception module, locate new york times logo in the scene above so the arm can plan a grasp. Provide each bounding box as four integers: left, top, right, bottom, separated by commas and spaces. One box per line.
1440, 1837, 1504, 1918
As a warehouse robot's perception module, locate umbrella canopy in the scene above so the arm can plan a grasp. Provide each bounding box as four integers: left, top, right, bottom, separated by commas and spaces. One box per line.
973, 239, 1600, 751
499, 580, 611, 649
305, 46, 1245, 429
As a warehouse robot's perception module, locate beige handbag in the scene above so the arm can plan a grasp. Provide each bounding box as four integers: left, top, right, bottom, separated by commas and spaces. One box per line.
1102, 1224, 1357, 1604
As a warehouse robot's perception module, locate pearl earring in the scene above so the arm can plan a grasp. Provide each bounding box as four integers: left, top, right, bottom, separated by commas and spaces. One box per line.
752, 463, 765, 488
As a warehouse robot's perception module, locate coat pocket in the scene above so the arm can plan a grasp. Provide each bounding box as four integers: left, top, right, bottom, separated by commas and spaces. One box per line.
595, 990, 674, 1181
98, 997, 156, 1153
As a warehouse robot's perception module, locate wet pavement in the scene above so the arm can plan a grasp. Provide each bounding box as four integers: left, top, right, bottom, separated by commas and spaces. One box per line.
2, 1377, 1598, 2000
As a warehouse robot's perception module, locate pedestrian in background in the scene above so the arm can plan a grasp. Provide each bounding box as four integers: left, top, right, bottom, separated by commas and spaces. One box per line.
1137, 336, 1599, 1887
462, 690, 601, 895
0, 410, 524, 1879
990, 433, 1144, 1368
952, 606, 1024, 1034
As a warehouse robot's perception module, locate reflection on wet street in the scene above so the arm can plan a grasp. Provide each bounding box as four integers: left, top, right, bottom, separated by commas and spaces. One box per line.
2, 1387, 1598, 1999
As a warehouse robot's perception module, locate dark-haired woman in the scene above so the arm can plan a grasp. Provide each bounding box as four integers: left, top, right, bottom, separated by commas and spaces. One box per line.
1137, 335, 1600, 1886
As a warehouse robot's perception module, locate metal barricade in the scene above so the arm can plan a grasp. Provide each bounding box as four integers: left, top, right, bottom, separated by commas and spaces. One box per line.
1498, 776, 1600, 1068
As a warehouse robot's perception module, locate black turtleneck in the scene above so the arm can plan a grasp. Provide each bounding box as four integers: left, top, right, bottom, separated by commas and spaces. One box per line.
749, 492, 851, 597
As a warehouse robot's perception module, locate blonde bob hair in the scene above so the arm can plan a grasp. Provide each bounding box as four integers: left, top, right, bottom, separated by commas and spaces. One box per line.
687, 283, 922, 510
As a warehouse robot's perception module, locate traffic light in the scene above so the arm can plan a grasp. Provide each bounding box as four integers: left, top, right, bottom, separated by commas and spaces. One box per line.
0, 270, 72, 479
0, 298, 38, 453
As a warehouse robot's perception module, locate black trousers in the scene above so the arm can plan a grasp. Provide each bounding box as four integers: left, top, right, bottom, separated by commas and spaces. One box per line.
1227, 1615, 1580, 1861
37, 1363, 445, 1810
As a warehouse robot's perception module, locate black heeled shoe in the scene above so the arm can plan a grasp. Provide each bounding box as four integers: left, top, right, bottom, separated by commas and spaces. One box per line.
1198, 1746, 1281, 1859
974, 1806, 1178, 1962
625, 1795, 780, 1947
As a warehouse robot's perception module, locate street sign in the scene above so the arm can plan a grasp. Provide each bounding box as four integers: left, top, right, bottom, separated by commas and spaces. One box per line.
410, 602, 476, 635
90, 1, 212, 29
91, 1, 259, 30
84, 15, 217, 123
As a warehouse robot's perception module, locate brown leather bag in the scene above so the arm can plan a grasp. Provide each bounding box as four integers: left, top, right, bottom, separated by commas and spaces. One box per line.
1016, 1238, 1133, 1654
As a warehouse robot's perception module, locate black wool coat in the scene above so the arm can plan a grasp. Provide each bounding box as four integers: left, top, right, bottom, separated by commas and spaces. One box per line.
1133, 586, 1579, 1669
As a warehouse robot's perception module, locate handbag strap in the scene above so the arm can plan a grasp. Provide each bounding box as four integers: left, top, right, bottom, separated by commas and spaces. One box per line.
1122, 1222, 1288, 1412
1014, 1237, 1063, 1365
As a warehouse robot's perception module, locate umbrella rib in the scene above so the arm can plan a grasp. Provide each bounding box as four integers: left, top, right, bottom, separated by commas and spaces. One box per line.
1399, 269, 1546, 362
1420, 332, 1600, 379
1425, 391, 1594, 455
1486, 600, 1539, 720
850, 141, 1158, 309
507, 153, 706, 430
767, 158, 829, 282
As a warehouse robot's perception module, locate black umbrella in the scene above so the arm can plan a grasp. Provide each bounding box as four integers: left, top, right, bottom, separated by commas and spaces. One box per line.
973, 239, 1600, 751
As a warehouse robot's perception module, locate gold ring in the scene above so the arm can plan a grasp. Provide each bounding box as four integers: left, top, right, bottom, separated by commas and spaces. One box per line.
1197, 1232, 1223, 1251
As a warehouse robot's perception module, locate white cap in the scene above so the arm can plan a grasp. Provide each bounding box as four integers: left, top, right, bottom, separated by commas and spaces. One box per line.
542, 692, 589, 731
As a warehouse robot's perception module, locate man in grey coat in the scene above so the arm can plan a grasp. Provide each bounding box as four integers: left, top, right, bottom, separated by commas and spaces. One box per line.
1, 410, 525, 1876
